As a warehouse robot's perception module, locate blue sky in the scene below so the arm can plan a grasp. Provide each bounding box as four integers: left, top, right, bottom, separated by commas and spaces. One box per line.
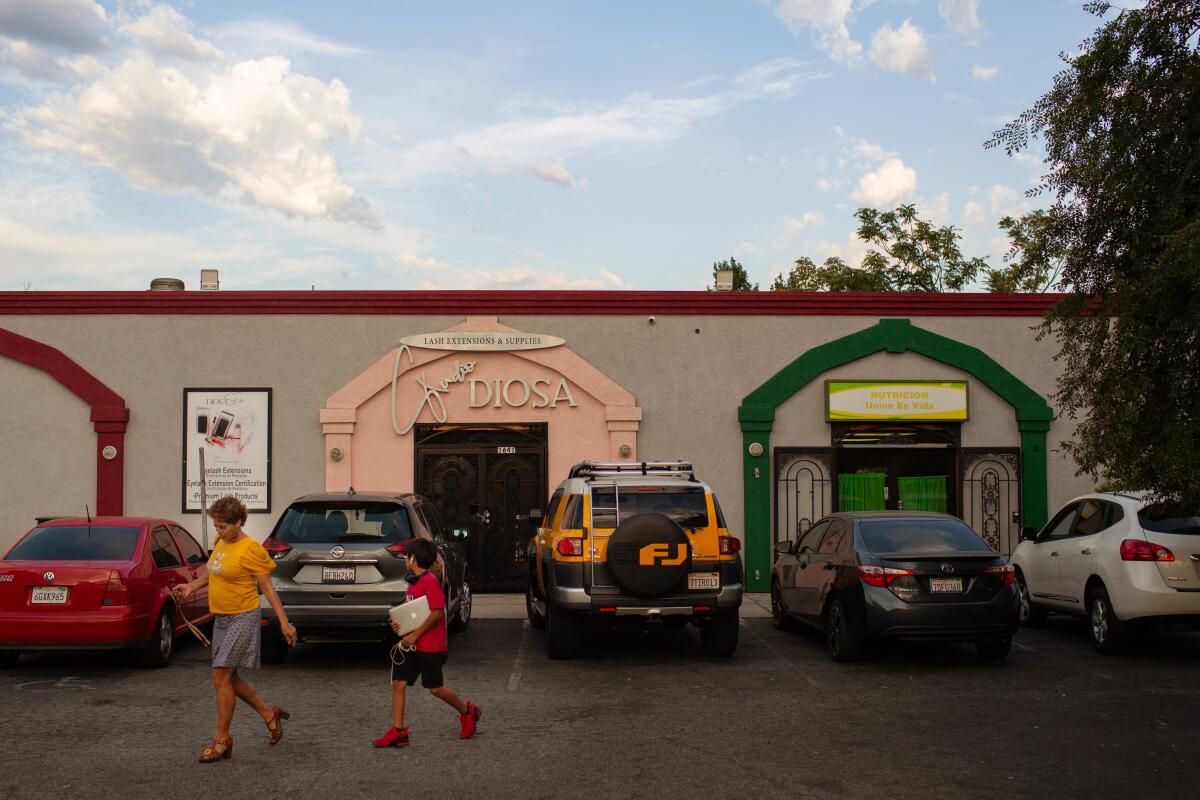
0, 1, 1102, 291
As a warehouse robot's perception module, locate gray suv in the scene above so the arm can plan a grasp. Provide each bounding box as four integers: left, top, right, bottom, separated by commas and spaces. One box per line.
259, 492, 471, 663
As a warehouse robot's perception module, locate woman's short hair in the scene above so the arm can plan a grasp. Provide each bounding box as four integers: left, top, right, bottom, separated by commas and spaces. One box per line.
208, 496, 248, 525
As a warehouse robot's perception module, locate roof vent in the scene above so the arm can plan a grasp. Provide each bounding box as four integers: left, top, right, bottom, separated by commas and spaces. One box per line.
200, 269, 220, 291
714, 269, 734, 291
149, 278, 185, 291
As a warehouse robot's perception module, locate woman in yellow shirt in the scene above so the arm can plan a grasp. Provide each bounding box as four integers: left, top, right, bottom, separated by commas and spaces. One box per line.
175, 496, 297, 763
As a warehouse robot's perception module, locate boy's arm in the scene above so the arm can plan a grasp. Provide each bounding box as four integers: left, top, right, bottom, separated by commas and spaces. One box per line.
401, 608, 442, 647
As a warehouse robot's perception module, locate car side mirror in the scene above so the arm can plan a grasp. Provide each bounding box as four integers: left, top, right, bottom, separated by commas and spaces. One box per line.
1020, 526, 1038, 542
452, 528, 470, 541
774, 540, 794, 555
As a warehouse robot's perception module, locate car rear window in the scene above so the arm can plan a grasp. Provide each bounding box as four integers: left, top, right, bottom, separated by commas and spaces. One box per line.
1138, 506, 1200, 535
591, 486, 709, 529
858, 519, 992, 555
5, 526, 141, 561
273, 503, 414, 544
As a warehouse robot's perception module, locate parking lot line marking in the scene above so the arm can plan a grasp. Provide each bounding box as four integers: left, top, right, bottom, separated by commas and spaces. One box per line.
1012, 640, 1114, 680
507, 620, 531, 692
741, 620, 824, 688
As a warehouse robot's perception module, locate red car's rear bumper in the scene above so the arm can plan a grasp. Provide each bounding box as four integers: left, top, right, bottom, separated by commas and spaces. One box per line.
0, 609, 153, 651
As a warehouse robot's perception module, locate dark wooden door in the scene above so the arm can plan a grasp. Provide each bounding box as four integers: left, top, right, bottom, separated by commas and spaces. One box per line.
483, 452, 542, 591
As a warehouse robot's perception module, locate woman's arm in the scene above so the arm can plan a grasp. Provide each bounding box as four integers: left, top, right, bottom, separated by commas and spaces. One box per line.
256, 573, 297, 646
172, 570, 209, 600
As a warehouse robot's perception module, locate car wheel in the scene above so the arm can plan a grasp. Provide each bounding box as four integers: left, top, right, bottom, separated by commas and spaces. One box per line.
526, 583, 546, 630
770, 581, 794, 631
448, 581, 472, 632
140, 609, 175, 668
824, 599, 862, 663
976, 635, 1012, 661
1016, 573, 1047, 627
261, 624, 289, 665
700, 608, 739, 657
1088, 585, 1131, 655
546, 603, 583, 660
0, 651, 19, 668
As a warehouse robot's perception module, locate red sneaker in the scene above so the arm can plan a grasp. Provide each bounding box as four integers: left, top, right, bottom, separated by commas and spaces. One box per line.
458, 703, 481, 740
372, 726, 410, 748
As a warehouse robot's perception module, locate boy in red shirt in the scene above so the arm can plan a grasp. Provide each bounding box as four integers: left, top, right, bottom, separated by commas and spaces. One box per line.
374, 538, 481, 748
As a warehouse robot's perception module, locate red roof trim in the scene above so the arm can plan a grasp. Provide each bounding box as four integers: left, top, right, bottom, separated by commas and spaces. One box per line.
0, 290, 1066, 316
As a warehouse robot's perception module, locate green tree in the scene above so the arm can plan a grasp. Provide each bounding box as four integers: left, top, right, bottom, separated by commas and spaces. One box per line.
776, 204, 988, 292
710, 256, 758, 291
985, 210, 1067, 293
986, 0, 1200, 513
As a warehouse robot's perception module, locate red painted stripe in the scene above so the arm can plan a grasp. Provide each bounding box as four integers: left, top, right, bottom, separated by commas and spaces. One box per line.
0, 291, 1068, 316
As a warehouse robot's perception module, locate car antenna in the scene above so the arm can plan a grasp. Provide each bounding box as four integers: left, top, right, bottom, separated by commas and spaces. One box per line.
85, 504, 92, 523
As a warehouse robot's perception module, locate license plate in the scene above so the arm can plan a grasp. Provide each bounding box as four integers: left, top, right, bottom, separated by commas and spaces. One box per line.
321, 566, 356, 584
31, 586, 68, 604
687, 572, 720, 590
929, 577, 963, 593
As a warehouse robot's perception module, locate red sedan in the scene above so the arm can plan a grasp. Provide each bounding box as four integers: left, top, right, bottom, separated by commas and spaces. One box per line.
0, 517, 212, 668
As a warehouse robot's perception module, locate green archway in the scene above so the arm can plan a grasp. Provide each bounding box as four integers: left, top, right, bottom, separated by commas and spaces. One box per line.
738, 318, 1053, 592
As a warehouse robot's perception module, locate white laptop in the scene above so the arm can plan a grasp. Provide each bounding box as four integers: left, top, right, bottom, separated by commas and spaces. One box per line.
388, 595, 431, 635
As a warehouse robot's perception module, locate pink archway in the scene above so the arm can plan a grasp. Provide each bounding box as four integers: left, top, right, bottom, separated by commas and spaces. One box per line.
321, 317, 641, 492
0, 327, 130, 514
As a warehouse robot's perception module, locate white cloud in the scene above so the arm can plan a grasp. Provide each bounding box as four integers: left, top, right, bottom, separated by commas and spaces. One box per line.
399, 258, 631, 290
852, 157, 917, 206
525, 162, 588, 190
869, 20, 935, 83
0, 0, 108, 53
769, 0, 862, 62
815, 175, 844, 192
925, 191, 951, 224
971, 65, 998, 81
120, 5, 223, 62
962, 200, 986, 226
773, 212, 823, 249
212, 19, 366, 58
736, 241, 755, 255
987, 183, 1028, 217
0, 36, 102, 82
9, 54, 377, 226
939, 0, 983, 36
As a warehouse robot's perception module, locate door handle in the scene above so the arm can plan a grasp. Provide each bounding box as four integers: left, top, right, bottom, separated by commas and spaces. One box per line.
515, 515, 528, 521
1050, 551, 1059, 557
1080, 548, 1093, 555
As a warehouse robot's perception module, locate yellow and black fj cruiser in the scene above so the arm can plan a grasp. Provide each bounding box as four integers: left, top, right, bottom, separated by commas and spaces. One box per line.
526, 461, 743, 658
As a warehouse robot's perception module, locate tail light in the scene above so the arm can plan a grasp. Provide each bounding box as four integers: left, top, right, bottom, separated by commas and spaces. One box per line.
1120, 539, 1175, 562
856, 565, 914, 587
385, 541, 411, 559
984, 564, 1016, 586
102, 570, 131, 606
556, 538, 583, 557
718, 536, 741, 555
262, 538, 293, 560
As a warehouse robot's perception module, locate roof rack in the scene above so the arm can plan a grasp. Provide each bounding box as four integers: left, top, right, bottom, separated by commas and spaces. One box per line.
568, 460, 696, 480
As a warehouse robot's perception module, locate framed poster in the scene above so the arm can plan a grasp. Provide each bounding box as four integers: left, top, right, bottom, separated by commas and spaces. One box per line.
182, 388, 272, 513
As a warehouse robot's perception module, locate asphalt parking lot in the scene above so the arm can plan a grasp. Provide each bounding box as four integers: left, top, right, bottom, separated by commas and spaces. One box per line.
2, 614, 1197, 800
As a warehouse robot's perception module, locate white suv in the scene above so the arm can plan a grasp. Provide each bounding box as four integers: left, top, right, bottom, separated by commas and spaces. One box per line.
1010, 492, 1200, 653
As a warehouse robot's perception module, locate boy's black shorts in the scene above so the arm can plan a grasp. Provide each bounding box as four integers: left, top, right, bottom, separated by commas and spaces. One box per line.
392, 650, 447, 688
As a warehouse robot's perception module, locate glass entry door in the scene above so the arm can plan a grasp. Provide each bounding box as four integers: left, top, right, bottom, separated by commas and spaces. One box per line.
834, 447, 955, 513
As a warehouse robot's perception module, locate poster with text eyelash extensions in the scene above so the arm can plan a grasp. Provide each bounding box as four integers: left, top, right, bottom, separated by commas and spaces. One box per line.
182, 388, 273, 513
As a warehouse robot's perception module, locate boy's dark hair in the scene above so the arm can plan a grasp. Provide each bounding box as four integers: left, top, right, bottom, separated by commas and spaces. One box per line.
407, 538, 438, 570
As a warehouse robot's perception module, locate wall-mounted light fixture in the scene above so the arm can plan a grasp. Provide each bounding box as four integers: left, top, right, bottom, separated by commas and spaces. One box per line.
330, 447, 344, 462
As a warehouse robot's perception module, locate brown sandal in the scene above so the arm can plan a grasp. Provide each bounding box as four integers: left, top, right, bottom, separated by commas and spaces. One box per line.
198, 735, 233, 763
266, 706, 290, 745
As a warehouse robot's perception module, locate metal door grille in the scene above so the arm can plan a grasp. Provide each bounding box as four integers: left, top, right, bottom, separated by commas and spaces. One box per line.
960, 449, 1021, 554
774, 449, 833, 551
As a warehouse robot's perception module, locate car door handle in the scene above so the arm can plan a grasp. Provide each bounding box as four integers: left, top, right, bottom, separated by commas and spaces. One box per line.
1080, 548, 1093, 555
1050, 551, 1059, 557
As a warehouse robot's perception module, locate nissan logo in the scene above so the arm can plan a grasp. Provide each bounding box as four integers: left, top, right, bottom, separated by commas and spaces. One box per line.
940, 563, 954, 574
43, 571, 55, 582
330, 545, 346, 559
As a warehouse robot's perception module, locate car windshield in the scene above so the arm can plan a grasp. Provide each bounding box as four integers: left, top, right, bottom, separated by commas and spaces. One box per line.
5, 526, 141, 561
273, 502, 414, 544
591, 486, 709, 529
858, 519, 992, 555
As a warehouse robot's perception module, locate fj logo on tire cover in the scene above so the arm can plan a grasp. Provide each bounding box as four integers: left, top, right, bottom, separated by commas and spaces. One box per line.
639, 543, 687, 566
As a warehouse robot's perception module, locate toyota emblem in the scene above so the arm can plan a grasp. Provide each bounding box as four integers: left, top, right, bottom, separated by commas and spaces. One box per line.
43, 571, 55, 582
940, 563, 954, 574
330, 545, 346, 559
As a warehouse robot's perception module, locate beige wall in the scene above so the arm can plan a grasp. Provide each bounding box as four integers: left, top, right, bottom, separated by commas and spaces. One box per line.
0, 312, 1097, 553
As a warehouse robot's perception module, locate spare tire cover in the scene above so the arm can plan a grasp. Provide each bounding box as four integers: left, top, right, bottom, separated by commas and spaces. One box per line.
606, 513, 691, 598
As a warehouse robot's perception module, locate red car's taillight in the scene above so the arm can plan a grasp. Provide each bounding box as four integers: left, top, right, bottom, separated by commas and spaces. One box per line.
984, 564, 1016, 586
856, 564, 914, 587
556, 538, 583, 557
262, 538, 293, 560
102, 570, 131, 606
1120, 539, 1175, 562
718, 536, 741, 555
385, 541, 410, 559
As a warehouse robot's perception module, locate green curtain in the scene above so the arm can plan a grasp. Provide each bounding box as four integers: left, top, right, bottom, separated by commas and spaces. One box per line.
838, 473, 886, 511
898, 476, 948, 513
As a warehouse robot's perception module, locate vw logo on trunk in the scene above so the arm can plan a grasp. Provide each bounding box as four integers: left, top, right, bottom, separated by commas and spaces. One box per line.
330, 546, 345, 559
940, 563, 954, 574
43, 571, 55, 582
